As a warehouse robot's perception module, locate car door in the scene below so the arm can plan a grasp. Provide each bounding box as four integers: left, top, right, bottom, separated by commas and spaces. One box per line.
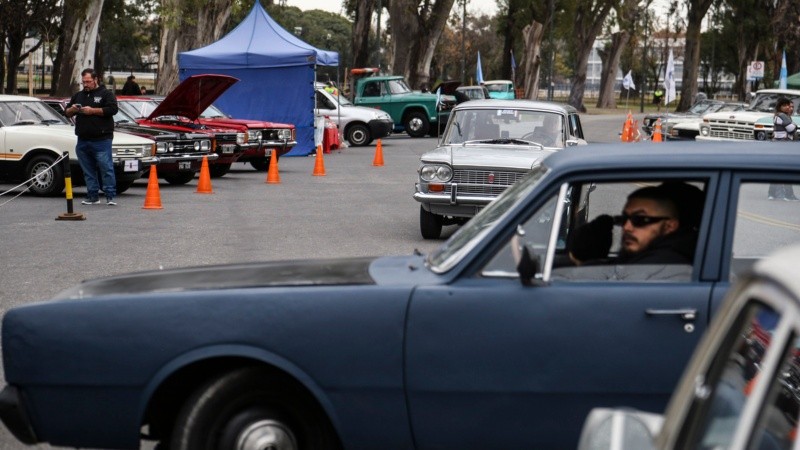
405, 174, 722, 449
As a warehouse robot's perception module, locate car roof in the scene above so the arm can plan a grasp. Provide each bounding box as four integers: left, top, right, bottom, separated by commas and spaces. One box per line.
756, 89, 800, 96
0, 95, 41, 102
453, 99, 578, 114
483, 80, 513, 84
545, 142, 800, 174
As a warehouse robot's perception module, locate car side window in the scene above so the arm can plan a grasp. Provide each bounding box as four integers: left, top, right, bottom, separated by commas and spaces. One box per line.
684, 302, 781, 450
481, 179, 707, 282
362, 82, 380, 97
730, 181, 800, 280
315, 91, 335, 110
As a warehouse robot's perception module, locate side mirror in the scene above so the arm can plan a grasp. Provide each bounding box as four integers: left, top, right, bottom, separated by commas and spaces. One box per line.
516, 245, 541, 286
577, 408, 662, 450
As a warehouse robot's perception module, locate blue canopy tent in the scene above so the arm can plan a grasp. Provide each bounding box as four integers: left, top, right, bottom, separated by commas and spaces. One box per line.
178, 2, 338, 156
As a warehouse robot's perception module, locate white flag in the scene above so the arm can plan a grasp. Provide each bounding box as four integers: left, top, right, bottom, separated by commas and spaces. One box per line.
664, 49, 676, 105
622, 70, 635, 90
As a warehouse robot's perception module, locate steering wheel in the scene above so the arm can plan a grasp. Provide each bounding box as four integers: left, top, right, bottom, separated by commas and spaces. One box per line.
521, 131, 556, 147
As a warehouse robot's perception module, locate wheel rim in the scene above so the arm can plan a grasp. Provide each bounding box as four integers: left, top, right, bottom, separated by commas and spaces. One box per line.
350, 128, 367, 145
29, 162, 54, 191
236, 419, 298, 450
408, 117, 423, 132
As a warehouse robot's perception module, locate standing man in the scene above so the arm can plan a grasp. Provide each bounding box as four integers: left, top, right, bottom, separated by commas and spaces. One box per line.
66, 68, 119, 205
120, 75, 140, 95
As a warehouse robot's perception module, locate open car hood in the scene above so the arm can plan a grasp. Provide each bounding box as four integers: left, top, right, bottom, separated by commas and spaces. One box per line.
148, 74, 238, 121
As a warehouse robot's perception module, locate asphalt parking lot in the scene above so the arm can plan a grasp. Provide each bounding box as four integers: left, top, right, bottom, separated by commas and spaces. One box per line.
0, 112, 629, 449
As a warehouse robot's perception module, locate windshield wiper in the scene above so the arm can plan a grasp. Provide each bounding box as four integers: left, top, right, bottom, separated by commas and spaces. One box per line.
12, 120, 36, 126
40, 119, 63, 125
464, 138, 543, 147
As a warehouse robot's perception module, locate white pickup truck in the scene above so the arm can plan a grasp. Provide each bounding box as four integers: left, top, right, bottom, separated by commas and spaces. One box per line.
697, 88, 800, 141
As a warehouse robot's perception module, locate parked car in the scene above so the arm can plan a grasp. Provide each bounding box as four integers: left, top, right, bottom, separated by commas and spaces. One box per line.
663, 102, 747, 141
315, 83, 393, 146
578, 243, 800, 450
44, 97, 216, 185
642, 98, 729, 136
456, 85, 491, 100
413, 99, 586, 238
698, 89, 800, 141
483, 80, 516, 99
752, 110, 800, 141
0, 95, 157, 196
5, 143, 796, 449
196, 103, 296, 172
117, 75, 249, 177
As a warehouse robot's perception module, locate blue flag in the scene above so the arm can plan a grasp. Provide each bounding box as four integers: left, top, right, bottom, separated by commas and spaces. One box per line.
780, 50, 788, 90
476, 51, 484, 84
510, 50, 516, 82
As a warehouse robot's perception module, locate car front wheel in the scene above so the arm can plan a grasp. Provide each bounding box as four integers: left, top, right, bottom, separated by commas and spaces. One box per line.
25, 154, 65, 196
209, 163, 232, 178
162, 171, 196, 185
420, 205, 443, 239
346, 124, 370, 146
169, 367, 339, 450
404, 111, 430, 138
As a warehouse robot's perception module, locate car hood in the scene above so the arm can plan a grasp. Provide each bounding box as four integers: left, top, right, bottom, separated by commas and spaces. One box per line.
54, 257, 378, 299
423, 144, 555, 170
703, 110, 770, 122
200, 117, 291, 129
8, 123, 76, 139
112, 131, 155, 145
149, 74, 239, 121
116, 123, 178, 140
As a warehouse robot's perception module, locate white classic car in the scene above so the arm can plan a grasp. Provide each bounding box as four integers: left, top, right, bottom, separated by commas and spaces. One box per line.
315, 83, 394, 146
413, 99, 586, 239
0, 95, 157, 196
698, 89, 800, 141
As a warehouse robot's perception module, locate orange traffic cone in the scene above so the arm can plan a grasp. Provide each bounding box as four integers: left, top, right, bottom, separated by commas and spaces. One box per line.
312, 145, 326, 176
632, 119, 642, 142
142, 166, 163, 210
652, 118, 663, 143
372, 139, 384, 167
265, 149, 280, 184
196, 156, 213, 194
621, 111, 633, 142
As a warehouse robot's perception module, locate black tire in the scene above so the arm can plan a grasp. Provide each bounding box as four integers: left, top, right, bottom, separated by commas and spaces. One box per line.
249, 152, 278, 172
116, 179, 133, 194
404, 111, 430, 138
162, 171, 196, 185
169, 367, 338, 450
209, 163, 232, 178
755, 130, 768, 141
25, 154, 64, 196
420, 205, 443, 239
346, 124, 370, 146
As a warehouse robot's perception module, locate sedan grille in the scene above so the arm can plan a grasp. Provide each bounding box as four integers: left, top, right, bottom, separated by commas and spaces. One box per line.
446, 169, 527, 196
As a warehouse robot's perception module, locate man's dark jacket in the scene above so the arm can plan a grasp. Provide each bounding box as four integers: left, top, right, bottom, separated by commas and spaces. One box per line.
68, 85, 118, 141
616, 229, 697, 265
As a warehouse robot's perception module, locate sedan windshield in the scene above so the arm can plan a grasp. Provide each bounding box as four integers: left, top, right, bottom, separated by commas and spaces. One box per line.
118, 100, 159, 119
200, 104, 229, 119
427, 165, 550, 273
443, 108, 563, 147
0, 101, 68, 126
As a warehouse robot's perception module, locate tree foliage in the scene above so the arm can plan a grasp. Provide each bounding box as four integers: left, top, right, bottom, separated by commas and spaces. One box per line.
0, 0, 59, 94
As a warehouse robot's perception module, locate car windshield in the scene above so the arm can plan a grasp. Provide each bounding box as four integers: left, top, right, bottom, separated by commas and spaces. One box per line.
119, 100, 158, 119
750, 93, 800, 113
443, 108, 563, 146
200, 104, 229, 119
427, 165, 550, 273
0, 101, 68, 126
114, 108, 139, 124
688, 101, 717, 114
388, 79, 411, 94
485, 83, 512, 93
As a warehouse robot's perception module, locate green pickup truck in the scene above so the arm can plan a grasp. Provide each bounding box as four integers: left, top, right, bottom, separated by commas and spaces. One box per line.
352, 75, 456, 137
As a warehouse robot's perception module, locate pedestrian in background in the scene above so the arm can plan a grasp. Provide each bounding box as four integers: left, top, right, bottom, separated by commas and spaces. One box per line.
65, 68, 119, 205
120, 75, 141, 95
769, 97, 798, 201
140, 85, 147, 95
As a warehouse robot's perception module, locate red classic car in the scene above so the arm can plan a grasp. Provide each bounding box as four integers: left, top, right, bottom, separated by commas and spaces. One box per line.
117, 75, 249, 178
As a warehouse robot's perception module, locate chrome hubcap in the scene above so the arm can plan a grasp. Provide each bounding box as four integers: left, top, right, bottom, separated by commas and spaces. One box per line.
236, 419, 297, 450
351, 129, 367, 144
408, 117, 423, 131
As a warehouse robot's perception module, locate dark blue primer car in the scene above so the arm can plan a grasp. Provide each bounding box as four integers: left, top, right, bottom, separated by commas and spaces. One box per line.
2, 143, 800, 450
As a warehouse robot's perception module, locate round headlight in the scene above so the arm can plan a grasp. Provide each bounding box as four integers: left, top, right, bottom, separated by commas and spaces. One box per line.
194, 141, 201, 151
167, 143, 174, 152
436, 166, 452, 181
420, 164, 452, 182
701, 127, 709, 136
420, 165, 438, 182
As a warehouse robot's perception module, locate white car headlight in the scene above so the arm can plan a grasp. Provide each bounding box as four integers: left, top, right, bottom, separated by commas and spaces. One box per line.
200, 140, 211, 151
247, 130, 261, 142
420, 164, 453, 182
156, 142, 168, 154
236, 132, 246, 145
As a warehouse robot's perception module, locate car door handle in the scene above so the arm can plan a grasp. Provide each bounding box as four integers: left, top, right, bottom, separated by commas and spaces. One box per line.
645, 308, 697, 321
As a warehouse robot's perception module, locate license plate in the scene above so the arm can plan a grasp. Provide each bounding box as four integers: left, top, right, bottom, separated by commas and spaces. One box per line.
178, 161, 191, 170
221, 145, 235, 154
123, 160, 139, 172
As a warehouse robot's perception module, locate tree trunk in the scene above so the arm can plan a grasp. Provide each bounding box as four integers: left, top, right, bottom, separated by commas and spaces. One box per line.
389, 0, 455, 89
567, 0, 615, 112
351, 0, 375, 68
596, 31, 630, 108
519, 21, 544, 100
677, 0, 713, 111
54, 0, 104, 96
157, 0, 233, 95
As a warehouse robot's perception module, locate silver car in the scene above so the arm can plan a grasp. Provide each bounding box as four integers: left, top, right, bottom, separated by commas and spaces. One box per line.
413, 99, 586, 239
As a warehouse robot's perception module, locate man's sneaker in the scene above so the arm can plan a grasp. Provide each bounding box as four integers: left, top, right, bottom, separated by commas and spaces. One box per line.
768, 196, 777, 201
106, 199, 117, 206
81, 199, 100, 205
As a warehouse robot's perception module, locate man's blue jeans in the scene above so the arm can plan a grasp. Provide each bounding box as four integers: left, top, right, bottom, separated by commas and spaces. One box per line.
76, 138, 115, 200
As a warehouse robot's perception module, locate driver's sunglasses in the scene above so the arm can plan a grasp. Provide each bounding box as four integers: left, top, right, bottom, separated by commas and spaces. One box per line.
613, 214, 670, 228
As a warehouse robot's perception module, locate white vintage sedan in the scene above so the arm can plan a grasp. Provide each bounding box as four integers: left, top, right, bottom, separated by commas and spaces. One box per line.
413, 99, 586, 239
0, 95, 157, 196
